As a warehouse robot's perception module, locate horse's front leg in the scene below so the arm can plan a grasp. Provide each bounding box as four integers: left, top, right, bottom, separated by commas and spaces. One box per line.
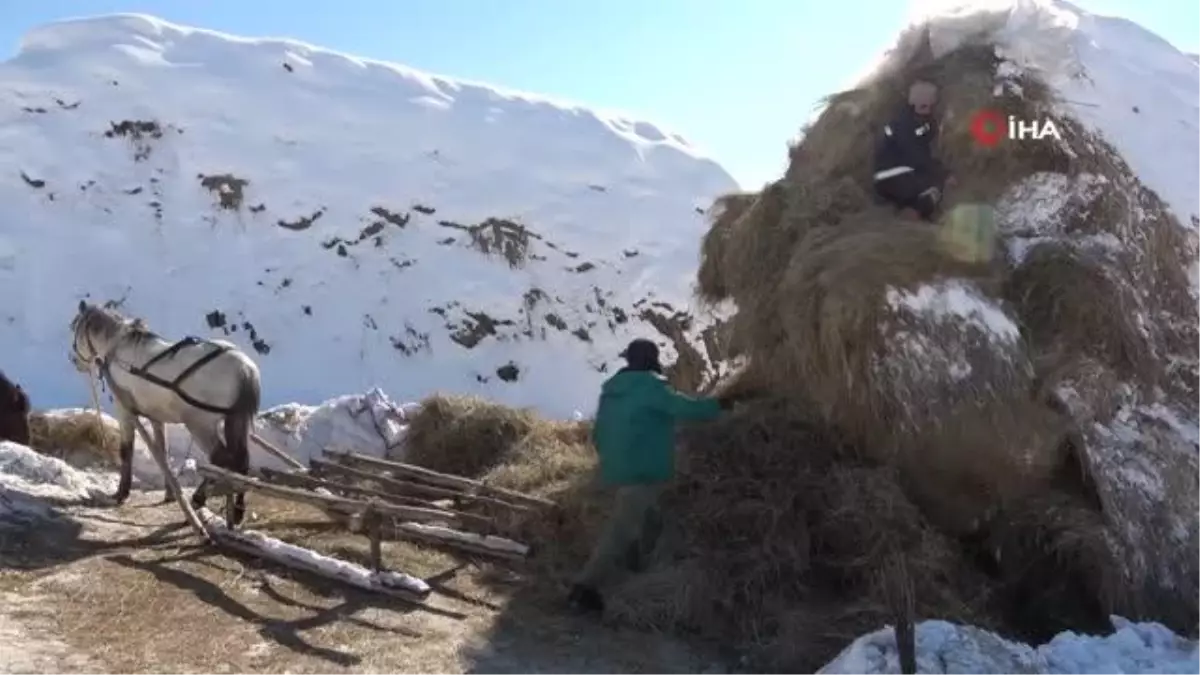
151, 420, 174, 504
112, 407, 137, 506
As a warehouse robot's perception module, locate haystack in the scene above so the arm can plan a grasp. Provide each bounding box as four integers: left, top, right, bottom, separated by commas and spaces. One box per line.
404, 13, 1197, 672
666, 14, 1193, 670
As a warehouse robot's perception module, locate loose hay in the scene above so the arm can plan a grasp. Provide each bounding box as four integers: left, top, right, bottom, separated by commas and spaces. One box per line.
1004, 242, 1153, 386
402, 394, 542, 477
27, 409, 122, 466
698, 191, 759, 302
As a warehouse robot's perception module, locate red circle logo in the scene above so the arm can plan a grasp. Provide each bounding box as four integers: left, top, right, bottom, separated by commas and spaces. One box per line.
969, 109, 1006, 148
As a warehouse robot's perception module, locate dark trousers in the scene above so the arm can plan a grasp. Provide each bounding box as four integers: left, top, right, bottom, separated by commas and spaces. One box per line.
575, 483, 665, 589
875, 170, 944, 220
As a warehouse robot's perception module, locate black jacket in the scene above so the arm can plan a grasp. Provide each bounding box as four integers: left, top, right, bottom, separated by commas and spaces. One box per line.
873, 105, 944, 180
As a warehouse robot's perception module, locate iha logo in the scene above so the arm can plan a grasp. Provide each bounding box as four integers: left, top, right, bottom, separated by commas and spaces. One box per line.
969, 109, 1062, 148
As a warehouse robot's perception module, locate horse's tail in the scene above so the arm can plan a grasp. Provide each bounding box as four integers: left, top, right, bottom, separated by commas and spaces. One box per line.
223, 368, 261, 474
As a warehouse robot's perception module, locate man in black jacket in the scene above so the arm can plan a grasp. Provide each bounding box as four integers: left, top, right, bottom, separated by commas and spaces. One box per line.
873, 79, 954, 221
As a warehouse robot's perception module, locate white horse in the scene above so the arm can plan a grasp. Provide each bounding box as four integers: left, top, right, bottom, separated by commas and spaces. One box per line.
69, 300, 261, 526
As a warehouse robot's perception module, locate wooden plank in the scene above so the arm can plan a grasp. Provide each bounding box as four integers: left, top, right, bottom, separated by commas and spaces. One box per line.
197, 464, 463, 526
324, 448, 555, 509
310, 458, 529, 512
258, 467, 496, 533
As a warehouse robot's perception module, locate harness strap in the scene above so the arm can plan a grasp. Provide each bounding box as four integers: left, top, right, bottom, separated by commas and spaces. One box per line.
101, 338, 238, 416
137, 336, 204, 372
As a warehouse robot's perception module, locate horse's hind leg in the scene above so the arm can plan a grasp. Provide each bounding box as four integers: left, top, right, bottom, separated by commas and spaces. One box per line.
223, 411, 253, 528
186, 422, 223, 513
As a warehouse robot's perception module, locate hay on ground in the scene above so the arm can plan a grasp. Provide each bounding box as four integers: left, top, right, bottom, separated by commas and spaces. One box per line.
402, 394, 543, 477
27, 409, 121, 466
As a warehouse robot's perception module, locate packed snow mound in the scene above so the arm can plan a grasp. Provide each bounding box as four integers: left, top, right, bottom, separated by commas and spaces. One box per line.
255, 387, 420, 466
0, 440, 114, 524
819, 617, 1200, 674
0, 12, 738, 420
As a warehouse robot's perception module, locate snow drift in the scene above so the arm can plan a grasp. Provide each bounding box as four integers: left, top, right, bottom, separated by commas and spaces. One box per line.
0, 13, 738, 420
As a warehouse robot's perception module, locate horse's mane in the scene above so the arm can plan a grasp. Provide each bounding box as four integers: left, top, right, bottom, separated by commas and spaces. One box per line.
77, 304, 161, 345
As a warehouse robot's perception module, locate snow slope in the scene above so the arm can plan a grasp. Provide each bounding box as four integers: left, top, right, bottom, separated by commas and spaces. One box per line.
0, 13, 738, 419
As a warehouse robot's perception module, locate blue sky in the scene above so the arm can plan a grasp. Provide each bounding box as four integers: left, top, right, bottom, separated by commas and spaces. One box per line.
2, 1, 1196, 188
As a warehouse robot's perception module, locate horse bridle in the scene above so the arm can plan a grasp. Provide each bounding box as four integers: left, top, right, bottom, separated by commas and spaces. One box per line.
71, 313, 120, 376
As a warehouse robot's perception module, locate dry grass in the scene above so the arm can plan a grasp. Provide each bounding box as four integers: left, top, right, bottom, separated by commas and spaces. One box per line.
402, 394, 542, 477
1004, 243, 1152, 383
27, 409, 122, 466
698, 191, 759, 302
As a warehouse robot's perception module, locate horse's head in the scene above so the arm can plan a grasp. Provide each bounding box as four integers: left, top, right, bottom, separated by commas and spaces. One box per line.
70, 300, 134, 371
70, 299, 158, 373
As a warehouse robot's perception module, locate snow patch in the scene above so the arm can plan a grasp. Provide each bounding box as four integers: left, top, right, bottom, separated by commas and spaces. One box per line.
819, 617, 1199, 674
199, 507, 430, 596
0, 440, 113, 524
886, 280, 1021, 344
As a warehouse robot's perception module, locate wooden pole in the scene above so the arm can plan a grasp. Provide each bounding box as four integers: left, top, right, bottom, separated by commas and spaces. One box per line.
366, 506, 383, 572
201, 465, 531, 560
258, 467, 495, 532
309, 458, 528, 512
249, 431, 307, 471
324, 448, 554, 509
194, 507, 449, 610
132, 417, 212, 543
393, 522, 529, 561
196, 464, 467, 525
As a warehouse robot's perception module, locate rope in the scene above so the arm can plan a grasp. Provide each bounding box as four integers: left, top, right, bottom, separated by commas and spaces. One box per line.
85, 364, 105, 429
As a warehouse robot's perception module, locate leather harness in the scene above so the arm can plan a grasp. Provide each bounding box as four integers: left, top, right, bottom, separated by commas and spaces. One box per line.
81, 331, 237, 416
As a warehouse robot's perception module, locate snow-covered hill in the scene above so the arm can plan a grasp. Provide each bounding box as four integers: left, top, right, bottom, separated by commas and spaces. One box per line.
0, 14, 738, 418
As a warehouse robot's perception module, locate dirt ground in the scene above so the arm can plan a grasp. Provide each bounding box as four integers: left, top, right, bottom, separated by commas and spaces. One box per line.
0, 492, 723, 674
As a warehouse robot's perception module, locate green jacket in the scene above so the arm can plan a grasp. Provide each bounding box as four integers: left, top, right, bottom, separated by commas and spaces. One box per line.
590, 369, 722, 485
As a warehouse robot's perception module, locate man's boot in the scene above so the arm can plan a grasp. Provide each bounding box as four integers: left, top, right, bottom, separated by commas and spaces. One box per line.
567, 583, 604, 615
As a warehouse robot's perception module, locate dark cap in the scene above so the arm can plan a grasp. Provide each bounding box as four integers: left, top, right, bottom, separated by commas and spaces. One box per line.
620, 338, 662, 372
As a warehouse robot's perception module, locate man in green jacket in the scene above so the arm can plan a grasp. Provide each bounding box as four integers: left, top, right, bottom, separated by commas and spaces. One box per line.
568, 338, 732, 614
